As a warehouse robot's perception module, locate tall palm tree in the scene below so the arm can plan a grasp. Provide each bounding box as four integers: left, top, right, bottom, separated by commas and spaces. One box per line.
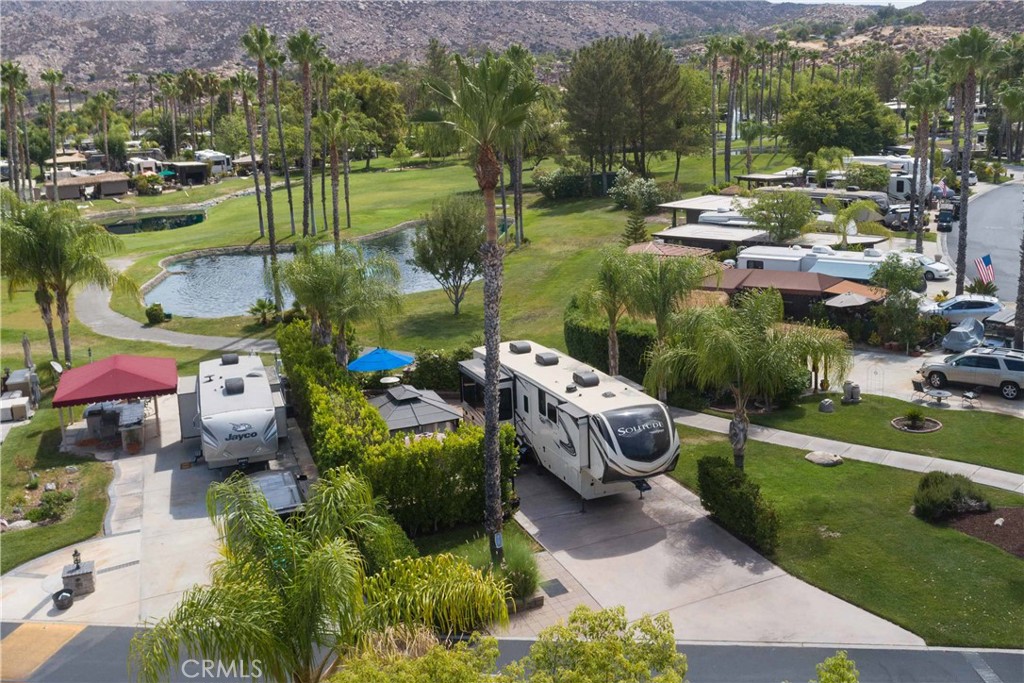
268, 48, 297, 236
243, 25, 282, 314
317, 109, 344, 251
425, 52, 540, 565
130, 468, 507, 683
313, 57, 337, 234
906, 77, 946, 253
646, 289, 851, 470
287, 30, 325, 238
755, 39, 771, 137
949, 28, 998, 295
145, 73, 156, 113
724, 37, 746, 183
704, 37, 725, 186
333, 91, 364, 235
127, 73, 140, 138
235, 71, 265, 239
2, 190, 60, 360
2, 61, 25, 198
178, 69, 202, 152
159, 74, 179, 159
203, 72, 221, 150
92, 91, 115, 171
626, 253, 715, 401
41, 69, 64, 202
580, 250, 635, 376
64, 82, 75, 114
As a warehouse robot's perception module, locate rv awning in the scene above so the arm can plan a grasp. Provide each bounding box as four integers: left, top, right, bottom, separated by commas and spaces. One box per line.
458, 358, 511, 385
53, 355, 178, 407
807, 261, 875, 281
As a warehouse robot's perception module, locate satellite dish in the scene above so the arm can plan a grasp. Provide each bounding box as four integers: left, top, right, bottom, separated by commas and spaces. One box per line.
50, 361, 64, 376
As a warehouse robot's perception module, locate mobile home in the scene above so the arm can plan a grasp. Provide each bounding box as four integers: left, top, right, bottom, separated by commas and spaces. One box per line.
459, 341, 680, 500
757, 186, 890, 214
195, 354, 285, 469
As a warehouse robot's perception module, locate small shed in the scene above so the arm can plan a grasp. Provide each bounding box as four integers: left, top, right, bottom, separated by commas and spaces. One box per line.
368, 385, 462, 436
164, 161, 209, 185
657, 195, 754, 227
45, 172, 130, 201
652, 224, 769, 252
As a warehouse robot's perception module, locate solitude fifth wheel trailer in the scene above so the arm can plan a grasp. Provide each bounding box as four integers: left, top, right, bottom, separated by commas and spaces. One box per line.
195, 354, 285, 469
459, 341, 680, 500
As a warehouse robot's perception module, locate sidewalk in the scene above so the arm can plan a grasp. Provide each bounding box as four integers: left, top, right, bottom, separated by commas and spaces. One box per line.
672, 408, 1023, 494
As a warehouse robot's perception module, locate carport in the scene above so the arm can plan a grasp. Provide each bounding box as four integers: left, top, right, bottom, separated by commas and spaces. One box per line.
52, 355, 178, 439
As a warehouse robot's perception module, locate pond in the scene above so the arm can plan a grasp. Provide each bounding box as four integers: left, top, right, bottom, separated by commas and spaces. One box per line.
144, 227, 457, 318
102, 212, 206, 234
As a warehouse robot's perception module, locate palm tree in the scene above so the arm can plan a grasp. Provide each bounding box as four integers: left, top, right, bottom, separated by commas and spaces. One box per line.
268, 48, 297, 236
948, 28, 998, 295
235, 71, 265, 239
724, 37, 747, 183
145, 73, 156, 113
317, 109, 344, 251
704, 37, 725, 186
64, 82, 75, 114
92, 91, 115, 171
313, 57, 337, 234
280, 241, 402, 367
127, 73, 140, 138
178, 69, 202, 152
738, 120, 764, 174
2, 61, 25, 198
580, 250, 634, 376
41, 69, 64, 202
425, 52, 540, 565
287, 30, 325, 238
906, 77, 946, 253
645, 289, 851, 470
333, 91, 364, 235
159, 74, 179, 159
755, 39, 771, 137
202, 72, 220, 150
2, 190, 60, 360
130, 468, 507, 683
626, 253, 714, 401
243, 25, 282, 315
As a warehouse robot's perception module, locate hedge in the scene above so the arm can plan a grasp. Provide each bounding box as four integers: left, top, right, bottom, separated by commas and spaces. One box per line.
563, 300, 655, 383
405, 344, 474, 393
913, 471, 991, 522
307, 381, 390, 470
358, 514, 420, 576
696, 456, 780, 555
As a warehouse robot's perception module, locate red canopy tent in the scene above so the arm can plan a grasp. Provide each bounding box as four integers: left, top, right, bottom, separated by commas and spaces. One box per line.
53, 355, 178, 437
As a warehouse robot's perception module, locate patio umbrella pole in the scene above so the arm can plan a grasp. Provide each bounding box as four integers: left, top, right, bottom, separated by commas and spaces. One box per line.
154, 397, 161, 437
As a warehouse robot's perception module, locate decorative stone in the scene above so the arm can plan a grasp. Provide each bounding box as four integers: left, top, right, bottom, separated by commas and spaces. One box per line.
8, 520, 34, 531
818, 399, 835, 413
994, 518, 1005, 527
64, 465, 79, 474
62, 560, 96, 596
805, 451, 843, 467
44, 482, 57, 492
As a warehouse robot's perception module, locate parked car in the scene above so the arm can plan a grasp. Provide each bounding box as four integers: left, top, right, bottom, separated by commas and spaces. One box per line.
919, 294, 1004, 323
941, 318, 984, 352
900, 253, 952, 281
918, 347, 1024, 400
956, 170, 978, 186
882, 205, 911, 228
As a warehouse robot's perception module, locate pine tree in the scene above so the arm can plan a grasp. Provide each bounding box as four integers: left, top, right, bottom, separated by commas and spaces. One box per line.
621, 206, 649, 246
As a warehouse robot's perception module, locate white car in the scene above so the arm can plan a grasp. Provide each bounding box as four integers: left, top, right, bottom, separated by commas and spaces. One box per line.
900, 253, 952, 281
956, 170, 978, 186
919, 294, 1004, 323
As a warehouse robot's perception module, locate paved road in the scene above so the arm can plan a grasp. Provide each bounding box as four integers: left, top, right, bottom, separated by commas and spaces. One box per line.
942, 179, 1023, 297
3, 622, 1022, 683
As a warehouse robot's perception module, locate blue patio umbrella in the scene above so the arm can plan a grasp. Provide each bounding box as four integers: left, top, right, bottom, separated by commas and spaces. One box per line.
347, 347, 414, 372
158, 169, 176, 177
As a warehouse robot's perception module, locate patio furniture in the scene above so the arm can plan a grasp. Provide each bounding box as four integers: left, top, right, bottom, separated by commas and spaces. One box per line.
961, 386, 983, 408
926, 389, 952, 405
911, 378, 927, 401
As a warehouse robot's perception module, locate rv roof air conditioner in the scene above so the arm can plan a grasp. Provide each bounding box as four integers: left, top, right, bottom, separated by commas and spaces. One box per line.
573, 370, 599, 388
811, 245, 835, 255
221, 353, 239, 366
535, 352, 559, 366
565, 384, 578, 393
863, 248, 883, 257
246, 371, 264, 378
224, 377, 245, 395
510, 341, 532, 354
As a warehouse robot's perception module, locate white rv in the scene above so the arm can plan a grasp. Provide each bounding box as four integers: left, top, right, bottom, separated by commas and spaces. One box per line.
737, 245, 888, 282
459, 341, 680, 500
194, 149, 233, 175
845, 155, 932, 202
195, 354, 283, 469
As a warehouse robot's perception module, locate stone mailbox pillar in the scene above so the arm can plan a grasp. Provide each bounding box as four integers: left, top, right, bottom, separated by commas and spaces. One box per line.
62, 550, 95, 596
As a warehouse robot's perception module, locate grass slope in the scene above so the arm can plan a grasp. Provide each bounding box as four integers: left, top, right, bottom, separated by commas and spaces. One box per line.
671, 425, 1024, 649
746, 394, 1024, 474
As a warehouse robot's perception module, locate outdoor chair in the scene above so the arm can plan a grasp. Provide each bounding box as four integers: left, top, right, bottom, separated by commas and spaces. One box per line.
961, 386, 983, 408
911, 378, 927, 402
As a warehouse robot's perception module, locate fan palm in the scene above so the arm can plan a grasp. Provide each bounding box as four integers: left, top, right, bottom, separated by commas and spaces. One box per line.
316, 109, 344, 250
202, 72, 220, 149
177, 68, 202, 152
579, 250, 635, 376
234, 71, 265, 239
127, 73, 140, 137
287, 30, 325, 237
2, 61, 26, 198
906, 77, 946, 253
159, 74, 179, 158
424, 52, 540, 565
704, 37, 725, 186
331, 91, 366, 236
646, 289, 851, 470
41, 69, 64, 201
724, 37, 747, 182
313, 57, 337, 233
243, 25, 282, 315
268, 49, 297, 236
91, 91, 116, 171
130, 468, 507, 683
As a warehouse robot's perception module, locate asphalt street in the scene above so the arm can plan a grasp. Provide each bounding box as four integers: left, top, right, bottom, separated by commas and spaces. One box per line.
3, 622, 1022, 683
942, 180, 1023, 298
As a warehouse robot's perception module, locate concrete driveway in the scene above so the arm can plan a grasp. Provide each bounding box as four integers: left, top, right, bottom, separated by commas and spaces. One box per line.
515, 465, 924, 646
1, 395, 221, 626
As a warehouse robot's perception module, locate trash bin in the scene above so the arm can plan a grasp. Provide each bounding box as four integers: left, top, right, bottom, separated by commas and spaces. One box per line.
52, 588, 74, 610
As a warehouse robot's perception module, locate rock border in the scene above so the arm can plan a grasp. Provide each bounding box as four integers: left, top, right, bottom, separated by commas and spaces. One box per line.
890, 416, 943, 433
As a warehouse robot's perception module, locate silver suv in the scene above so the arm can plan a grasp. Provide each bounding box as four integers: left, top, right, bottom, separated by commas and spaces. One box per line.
919, 348, 1024, 400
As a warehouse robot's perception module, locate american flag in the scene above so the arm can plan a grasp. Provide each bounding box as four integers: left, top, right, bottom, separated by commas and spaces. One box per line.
938, 178, 949, 197
974, 254, 995, 284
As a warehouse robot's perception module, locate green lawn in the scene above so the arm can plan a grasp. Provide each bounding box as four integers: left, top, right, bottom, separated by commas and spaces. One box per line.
671, 425, 1023, 649
413, 519, 539, 556
746, 393, 1024, 474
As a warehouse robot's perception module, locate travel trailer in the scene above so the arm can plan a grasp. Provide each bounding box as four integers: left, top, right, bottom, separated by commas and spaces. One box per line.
193, 354, 285, 469
844, 155, 933, 202
194, 149, 233, 175
736, 244, 888, 282
459, 341, 680, 500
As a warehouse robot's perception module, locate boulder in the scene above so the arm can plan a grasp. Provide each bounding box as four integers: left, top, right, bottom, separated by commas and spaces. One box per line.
44, 482, 57, 492
818, 399, 835, 413
805, 451, 843, 467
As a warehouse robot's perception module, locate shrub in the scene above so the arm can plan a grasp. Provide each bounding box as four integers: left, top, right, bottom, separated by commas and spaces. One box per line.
460, 532, 539, 602
134, 175, 163, 196
913, 471, 991, 522
563, 298, 656, 384
696, 456, 780, 554
405, 344, 474, 392
26, 490, 74, 523
358, 514, 419, 576
903, 408, 925, 429
145, 303, 165, 325
26, 475, 40, 491
775, 364, 810, 408
608, 167, 663, 213
308, 381, 390, 470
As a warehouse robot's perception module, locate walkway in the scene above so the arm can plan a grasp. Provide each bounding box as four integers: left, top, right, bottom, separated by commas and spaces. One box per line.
75, 283, 278, 353
671, 409, 1024, 494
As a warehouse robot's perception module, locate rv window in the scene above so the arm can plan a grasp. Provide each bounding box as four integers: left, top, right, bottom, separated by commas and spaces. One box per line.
746, 260, 764, 270
499, 388, 513, 421
546, 394, 559, 422
522, 394, 529, 414
537, 392, 547, 419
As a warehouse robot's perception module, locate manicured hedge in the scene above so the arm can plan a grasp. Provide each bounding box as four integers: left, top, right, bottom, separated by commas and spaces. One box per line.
307, 381, 390, 470
697, 456, 780, 555
563, 300, 655, 383
405, 344, 474, 393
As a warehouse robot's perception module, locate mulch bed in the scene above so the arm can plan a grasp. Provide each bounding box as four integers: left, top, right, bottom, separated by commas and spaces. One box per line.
949, 507, 1024, 558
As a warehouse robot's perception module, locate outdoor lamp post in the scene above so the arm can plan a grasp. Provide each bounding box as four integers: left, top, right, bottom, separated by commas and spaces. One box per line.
72, 549, 81, 569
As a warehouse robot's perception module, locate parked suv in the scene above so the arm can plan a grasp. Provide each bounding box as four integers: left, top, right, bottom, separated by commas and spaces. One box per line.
918, 348, 1024, 400
919, 294, 1003, 323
